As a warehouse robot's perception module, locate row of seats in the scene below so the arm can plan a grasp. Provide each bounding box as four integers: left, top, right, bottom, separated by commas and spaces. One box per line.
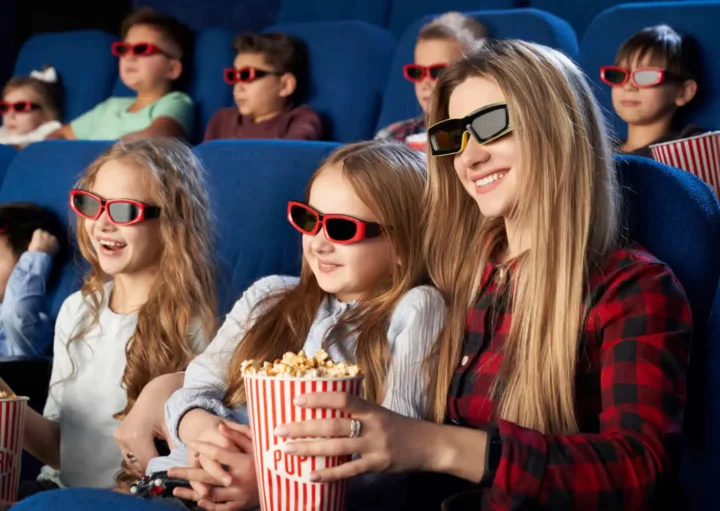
0, 138, 719, 506
133, 0, 716, 38
13, 2, 720, 144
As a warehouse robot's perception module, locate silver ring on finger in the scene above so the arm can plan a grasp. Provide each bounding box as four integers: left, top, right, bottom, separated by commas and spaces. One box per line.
348, 418, 362, 438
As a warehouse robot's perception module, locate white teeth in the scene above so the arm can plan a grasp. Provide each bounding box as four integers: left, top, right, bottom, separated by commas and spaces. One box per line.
99, 240, 126, 248
475, 172, 507, 187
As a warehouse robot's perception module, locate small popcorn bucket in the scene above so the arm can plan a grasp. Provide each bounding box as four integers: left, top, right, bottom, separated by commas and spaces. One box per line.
244, 375, 363, 511
405, 132, 427, 152
0, 396, 28, 503
650, 131, 720, 196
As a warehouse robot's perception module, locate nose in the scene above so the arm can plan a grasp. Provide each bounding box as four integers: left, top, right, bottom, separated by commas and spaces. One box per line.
94, 208, 117, 232
458, 134, 492, 169
309, 227, 334, 254
622, 78, 638, 92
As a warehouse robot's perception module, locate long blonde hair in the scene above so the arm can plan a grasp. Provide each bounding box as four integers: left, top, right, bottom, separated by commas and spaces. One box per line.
424, 40, 619, 433
69, 139, 217, 484
225, 141, 429, 408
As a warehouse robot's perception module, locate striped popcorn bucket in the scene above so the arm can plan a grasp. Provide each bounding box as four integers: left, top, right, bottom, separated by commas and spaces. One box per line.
650, 131, 720, 196
0, 396, 27, 503
244, 375, 363, 511
405, 133, 428, 152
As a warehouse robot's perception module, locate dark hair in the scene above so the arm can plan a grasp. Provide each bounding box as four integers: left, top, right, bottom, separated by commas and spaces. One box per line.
615, 25, 702, 82
3, 67, 64, 121
121, 7, 194, 89
0, 203, 65, 259
418, 12, 487, 48
233, 32, 310, 104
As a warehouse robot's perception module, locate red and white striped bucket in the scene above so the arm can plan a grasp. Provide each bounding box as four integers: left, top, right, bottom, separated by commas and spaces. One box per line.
0, 396, 27, 503
406, 133, 427, 152
244, 375, 363, 511
650, 131, 720, 196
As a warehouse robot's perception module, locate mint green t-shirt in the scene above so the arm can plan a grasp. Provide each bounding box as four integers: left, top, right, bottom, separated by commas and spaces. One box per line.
70, 91, 195, 141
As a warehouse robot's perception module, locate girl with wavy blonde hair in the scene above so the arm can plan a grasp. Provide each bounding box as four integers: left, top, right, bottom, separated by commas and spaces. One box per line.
12, 138, 217, 497
130, 141, 445, 509
277, 40, 692, 511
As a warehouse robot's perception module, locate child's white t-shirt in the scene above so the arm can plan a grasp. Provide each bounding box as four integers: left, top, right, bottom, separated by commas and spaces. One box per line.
40, 283, 208, 489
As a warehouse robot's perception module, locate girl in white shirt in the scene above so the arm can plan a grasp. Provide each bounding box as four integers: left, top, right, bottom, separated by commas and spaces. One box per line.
0, 66, 63, 149
3, 139, 217, 498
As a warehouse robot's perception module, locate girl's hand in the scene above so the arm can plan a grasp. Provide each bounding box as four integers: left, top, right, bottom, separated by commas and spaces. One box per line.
170, 422, 259, 510
114, 373, 183, 475
274, 392, 437, 482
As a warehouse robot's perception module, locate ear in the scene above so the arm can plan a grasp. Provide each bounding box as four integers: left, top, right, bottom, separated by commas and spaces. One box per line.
167, 60, 183, 82
675, 79, 698, 107
278, 73, 297, 99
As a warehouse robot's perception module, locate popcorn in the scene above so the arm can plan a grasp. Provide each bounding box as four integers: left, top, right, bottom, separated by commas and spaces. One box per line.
241, 349, 361, 378
0, 390, 17, 399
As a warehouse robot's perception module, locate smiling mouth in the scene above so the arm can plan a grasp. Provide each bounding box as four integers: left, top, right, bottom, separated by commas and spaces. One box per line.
474, 170, 508, 187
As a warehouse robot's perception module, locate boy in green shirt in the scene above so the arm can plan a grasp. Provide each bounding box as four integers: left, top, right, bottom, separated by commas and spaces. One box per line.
49, 8, 194, 141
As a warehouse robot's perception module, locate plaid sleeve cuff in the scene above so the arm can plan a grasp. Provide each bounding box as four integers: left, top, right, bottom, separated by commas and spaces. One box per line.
480, 424, 502, 487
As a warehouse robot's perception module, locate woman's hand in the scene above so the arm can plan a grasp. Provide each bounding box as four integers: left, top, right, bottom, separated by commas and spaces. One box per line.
274, 392, 438, 482
114, 372, 184, 475
169, 421, 259, 511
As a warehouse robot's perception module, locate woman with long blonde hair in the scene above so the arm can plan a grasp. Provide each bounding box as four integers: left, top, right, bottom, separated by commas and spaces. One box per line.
5, 138, 217, 498
278, 40, 692, 510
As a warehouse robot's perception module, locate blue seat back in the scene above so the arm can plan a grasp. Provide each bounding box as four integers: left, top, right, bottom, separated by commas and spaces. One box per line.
193, 140, 340, 313
387, 0, 517, 38
0, 141, 113, 318
700, 282, 720, 508
580, 1, 720, 139
262, 21, 395, 142
13, 31, 119, 123
529, 0, 712, 37
132, 0, 279, 32
113, 29, 236, 143
616, 155, 720, 509
376, 8, 578, 133
0, 145, 17, 186
276, 0, 391, 26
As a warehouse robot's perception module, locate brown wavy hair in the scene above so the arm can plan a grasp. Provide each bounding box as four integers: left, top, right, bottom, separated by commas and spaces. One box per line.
225, 141, 429, 408
424, 40, 619, 432
68, 139, 217, 486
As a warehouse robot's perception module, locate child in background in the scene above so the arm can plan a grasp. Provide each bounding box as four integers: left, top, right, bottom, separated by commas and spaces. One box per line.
0, 66, 63, 148
0, 203, 63, 356
601, 25, 704, 157
5, 139, 217, 499
204, 33, 322, 141
375, 12, 486, 144
48, 8, 195, 142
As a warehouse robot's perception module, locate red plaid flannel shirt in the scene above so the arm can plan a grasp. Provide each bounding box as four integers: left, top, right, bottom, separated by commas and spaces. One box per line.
446, 245, 692, 510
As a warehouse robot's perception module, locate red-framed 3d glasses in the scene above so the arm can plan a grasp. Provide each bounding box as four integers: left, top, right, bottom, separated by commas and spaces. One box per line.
0, 101, 40, 114
599, 66, 679, 88
403, 63, 448, 83
112, 41, 173, 58
70, 189, 161, 226
223, 67, 282, 85
287, 201, 383, 245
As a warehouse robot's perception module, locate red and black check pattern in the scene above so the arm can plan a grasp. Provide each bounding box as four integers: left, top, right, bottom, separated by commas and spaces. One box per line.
446, 245, 692, 510
374, 115, 426, 143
